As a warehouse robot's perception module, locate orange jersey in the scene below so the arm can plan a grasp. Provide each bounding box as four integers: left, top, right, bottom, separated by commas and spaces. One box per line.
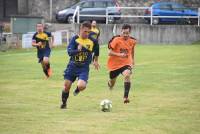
107, 36, 136, 71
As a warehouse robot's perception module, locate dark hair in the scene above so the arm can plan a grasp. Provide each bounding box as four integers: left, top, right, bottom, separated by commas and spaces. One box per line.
81, 21, 91, 29
36, 23, 44, 26
122, 24, 131, 31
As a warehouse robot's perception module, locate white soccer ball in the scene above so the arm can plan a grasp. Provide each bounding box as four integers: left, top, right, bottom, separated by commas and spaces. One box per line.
100, 99, 112, 112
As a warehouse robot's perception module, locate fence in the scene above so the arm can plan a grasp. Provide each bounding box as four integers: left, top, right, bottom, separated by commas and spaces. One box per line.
72, 6, 200, 26
0, 25, 3, 46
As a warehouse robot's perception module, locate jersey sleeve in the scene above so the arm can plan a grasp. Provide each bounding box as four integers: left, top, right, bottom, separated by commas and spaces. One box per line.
45, 32, 52, 37
93, 39, 99, 57
132, 39, 137, 48
108, 38, 118, 50
130, 36, 137, 46
108, 35, 120, 49
32, 33, 37, 42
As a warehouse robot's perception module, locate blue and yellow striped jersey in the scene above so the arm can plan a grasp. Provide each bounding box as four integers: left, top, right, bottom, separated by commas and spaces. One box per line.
89, 27, 100, 40
32, 31, 52, 49
67, 35, 99, 66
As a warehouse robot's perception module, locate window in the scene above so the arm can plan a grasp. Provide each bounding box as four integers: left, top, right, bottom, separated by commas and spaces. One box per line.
159, 4, 173, 11
80, 1, 93, 8
94, 2, 106, 8
172, 4, 185, 11
107, 1, 115, 7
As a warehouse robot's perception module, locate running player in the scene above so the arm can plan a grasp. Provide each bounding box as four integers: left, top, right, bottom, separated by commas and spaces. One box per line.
60, 21, 100, 109
107, 24, 136, 103
32, 23, 54, 78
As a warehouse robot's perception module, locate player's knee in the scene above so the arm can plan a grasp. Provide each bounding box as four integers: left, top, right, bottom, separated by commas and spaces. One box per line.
64, 82, 71, 92
43, 60, 48, 64
43, 57, 49, 64
78, 86, 86, 91
77, 80, 87, 91
123, 71, 131, 82
77, 83, 86, 91
123, 70, 131, 77
124, 76, 130, 82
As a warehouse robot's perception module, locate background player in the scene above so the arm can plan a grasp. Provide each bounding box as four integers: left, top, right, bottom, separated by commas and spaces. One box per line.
32, 23, 54, 78
89, 20, 100, 40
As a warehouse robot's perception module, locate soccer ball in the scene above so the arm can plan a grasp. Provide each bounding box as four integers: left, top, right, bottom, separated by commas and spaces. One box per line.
100, 99, 112, 112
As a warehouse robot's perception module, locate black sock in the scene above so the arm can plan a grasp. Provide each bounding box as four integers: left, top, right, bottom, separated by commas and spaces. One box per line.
74, 87, 80, 94
124, 82, 131, 98
46, 63, 50, 70
42, 63, 50, 77
62, 90, 69, 104
43, 68, 48, 76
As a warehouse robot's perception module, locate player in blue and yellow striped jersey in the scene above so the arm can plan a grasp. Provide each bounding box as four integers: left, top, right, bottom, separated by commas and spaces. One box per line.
89, 20, 100, 40
60, 21, 100, 109
89, 20, 100, 61
32, 23, 54, 78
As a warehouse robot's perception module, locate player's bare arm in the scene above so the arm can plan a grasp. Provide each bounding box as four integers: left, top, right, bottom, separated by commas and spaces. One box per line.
49, 35, 54, 48
132, 47, 134, 67
93, 56, 100, 70
32, 40, 42, 47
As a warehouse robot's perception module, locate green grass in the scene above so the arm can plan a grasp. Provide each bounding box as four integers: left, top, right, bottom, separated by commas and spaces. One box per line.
0, 45, 200, 134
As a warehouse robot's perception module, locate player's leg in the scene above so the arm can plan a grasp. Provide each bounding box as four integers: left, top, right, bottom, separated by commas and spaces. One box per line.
40, 60, 48, 77
73, 67, 88, 96
108, 69, 121, 89
122, 67, 132, 103
44, 48, 52, 74
73, 79, 87, 96
61, 79, 72, 109
108, 77, 117, 90
61, 66, 76, 109
43, 56, 52, 77
38, 54, 49, 77
42, 49, 52, 78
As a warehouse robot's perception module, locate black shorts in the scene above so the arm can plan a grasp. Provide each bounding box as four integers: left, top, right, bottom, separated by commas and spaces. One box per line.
37, 48, 51, 63
109, 65, 132, 79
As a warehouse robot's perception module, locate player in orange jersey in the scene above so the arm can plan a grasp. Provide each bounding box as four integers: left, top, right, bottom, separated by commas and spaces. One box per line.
107, 24, 136, 103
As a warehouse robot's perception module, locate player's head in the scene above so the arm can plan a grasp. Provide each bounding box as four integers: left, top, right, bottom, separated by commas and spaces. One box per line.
91, 20, 97, 28
80, 21, 91, 39
121, 24, 131, 40
36, 23, 44, 33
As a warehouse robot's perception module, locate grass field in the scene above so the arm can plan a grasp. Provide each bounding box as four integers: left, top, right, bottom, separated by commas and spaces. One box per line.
0, 45, 200, 134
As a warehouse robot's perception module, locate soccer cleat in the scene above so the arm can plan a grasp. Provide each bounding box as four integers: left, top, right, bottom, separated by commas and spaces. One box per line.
43, 70, 50, 79
60, 103, 67, 109
47, 68, 53, 77
44, 76, 49, 80
108, 81, 113, 90
73, 90, 79, 96
124, 97, 130, 104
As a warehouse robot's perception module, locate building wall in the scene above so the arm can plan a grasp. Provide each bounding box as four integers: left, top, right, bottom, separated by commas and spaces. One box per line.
49, 23, 200, 44
0, 0, 18, 21
96, 24, 200, 44
28, 0, 79, 21
18, 0, 28, 15
0, 0, 4, 20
